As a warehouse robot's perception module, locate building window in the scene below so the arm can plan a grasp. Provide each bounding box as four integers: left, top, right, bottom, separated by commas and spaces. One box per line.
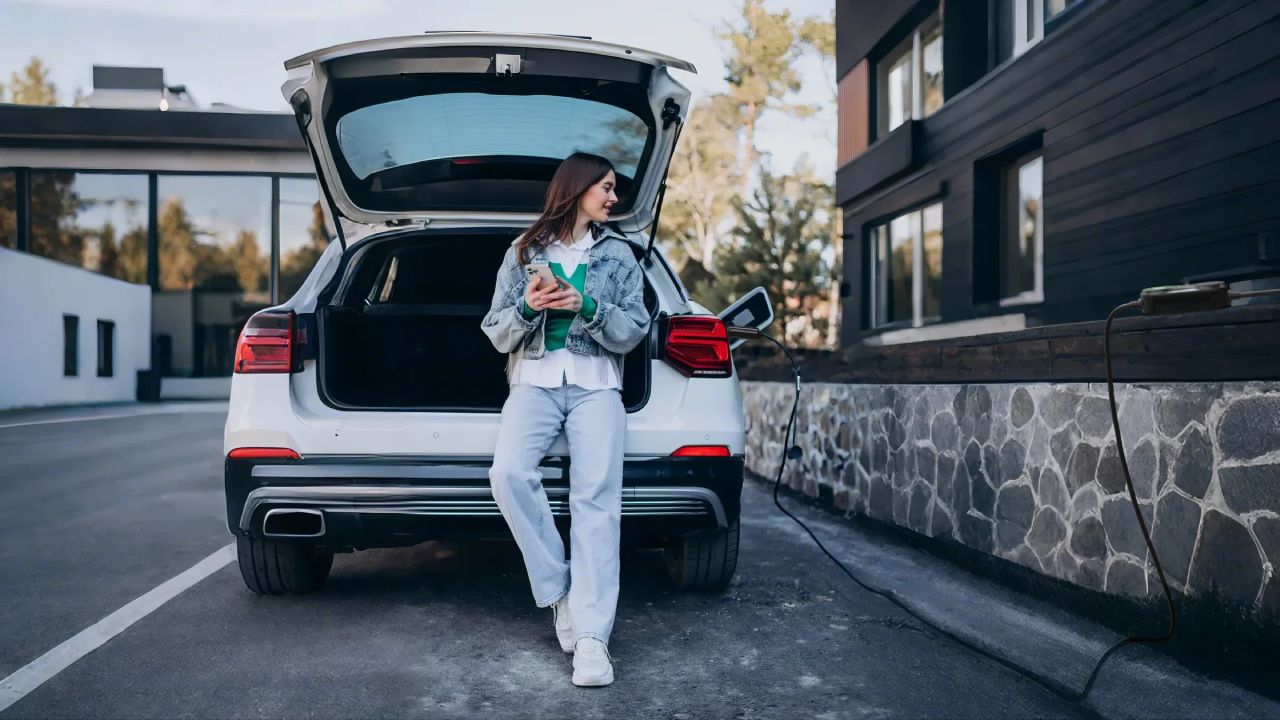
97, 320, 115, 378
1007, 0, 1085, 59
867, 202, 943, 328
1046, 0, 1084, 19
277, 177, 329, 301
1, 171, 17, 249
1013, 0, 1045, 57
876, 12, 944, 138
64, 315, 79, 377
154, 175, 271, 377
28, 172, 149, 283
1000, 154, 1043, 304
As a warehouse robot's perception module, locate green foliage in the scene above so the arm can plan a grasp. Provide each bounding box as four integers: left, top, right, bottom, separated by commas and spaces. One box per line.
0, 174, 15, 247
653, 1, 839, 346
29, 173, 84, 264
798, 12, 835, 59
658, 93, 742, 276
690, 163, 834, 347
156, 197, 269, 293
717, 0, 825, 198
720, 0, 809, 114
4, 57, 58, 106
279, 202, 331, 297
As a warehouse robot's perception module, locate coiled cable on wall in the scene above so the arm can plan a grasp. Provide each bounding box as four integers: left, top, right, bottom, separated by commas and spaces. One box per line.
733, 280, 1280, 704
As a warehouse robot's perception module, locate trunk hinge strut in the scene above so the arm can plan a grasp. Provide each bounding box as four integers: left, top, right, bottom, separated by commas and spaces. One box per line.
644, 99, 684, 266
290, 88, 348, 251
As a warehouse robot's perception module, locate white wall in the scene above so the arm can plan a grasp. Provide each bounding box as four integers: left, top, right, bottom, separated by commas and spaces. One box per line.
0, 247, 152, 410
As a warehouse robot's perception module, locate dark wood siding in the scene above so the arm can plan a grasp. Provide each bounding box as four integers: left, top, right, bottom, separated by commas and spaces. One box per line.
837, 60, 870, 167
838, 0, 1280, 345
836, 0, 920, 78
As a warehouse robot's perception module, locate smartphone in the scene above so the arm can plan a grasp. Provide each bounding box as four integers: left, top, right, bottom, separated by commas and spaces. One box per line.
524, 264, 568, 289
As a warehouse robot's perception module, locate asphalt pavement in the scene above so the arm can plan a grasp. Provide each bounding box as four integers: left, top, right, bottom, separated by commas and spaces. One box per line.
0, 402, 1276, 719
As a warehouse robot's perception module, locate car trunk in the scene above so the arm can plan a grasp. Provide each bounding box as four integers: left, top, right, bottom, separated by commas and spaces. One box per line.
317, 230, 652, 412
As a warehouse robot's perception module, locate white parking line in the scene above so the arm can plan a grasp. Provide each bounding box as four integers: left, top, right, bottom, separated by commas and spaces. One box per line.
0, 543, 235, 713
0, 404, 228, 430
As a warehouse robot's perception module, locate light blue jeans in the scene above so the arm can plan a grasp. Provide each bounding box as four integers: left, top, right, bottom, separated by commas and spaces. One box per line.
488, 382, 625, 646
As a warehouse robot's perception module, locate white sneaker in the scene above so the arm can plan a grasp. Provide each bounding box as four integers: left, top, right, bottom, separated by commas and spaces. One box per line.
552, 595, 574, 654
571, 638, 614, 687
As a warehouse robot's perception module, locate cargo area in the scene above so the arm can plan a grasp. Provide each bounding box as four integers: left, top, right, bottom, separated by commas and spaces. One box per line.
318, 230, 652, 412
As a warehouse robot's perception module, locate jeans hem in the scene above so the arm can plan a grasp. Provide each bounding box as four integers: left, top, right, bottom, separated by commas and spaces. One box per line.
534, 586, 569, 609
573, 631, 610, 646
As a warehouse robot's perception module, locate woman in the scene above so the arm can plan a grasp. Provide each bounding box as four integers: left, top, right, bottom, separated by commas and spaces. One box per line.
480, 152, 651, 687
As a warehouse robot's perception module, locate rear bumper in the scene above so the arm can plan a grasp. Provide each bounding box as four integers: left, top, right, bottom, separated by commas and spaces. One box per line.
225, 455, 743, 549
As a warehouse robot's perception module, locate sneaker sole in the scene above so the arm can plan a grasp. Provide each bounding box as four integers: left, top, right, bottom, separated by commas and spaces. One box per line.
571, 668, 614, 687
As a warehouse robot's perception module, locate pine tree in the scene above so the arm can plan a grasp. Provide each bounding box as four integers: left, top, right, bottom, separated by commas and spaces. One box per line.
279, 201, 331, 298
695, 163, 833, 347
158, 198, 199, 290
719, 0, 820, 199
658, 93, 742, 279
6, 57, 58, 106
230, 230, 265, 293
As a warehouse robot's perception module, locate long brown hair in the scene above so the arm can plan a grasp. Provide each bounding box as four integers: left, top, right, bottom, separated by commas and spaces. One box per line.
517, 152, 615, 264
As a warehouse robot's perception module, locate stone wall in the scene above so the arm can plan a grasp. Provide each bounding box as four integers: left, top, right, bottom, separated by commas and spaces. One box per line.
741, 381, 1280, 620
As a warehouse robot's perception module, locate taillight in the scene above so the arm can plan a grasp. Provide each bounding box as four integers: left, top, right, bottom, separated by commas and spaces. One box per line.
661, 315, 732, 378
671, 445, 731, 457
227, 447, 301, 460
234, 311, 296, 374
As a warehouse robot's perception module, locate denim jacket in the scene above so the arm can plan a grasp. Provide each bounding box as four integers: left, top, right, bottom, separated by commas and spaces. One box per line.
480, 224, 652, 385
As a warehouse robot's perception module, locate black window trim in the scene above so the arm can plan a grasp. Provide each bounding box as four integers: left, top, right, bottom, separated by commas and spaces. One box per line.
0, 167, 320, 291
863, 196, 946, 330
972, 131, 1045, 310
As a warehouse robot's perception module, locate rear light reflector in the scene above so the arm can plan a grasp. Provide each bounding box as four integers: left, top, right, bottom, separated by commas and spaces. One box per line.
661, 316, 732, 378
671, 445, 731, 457
227, 447, 301, 460
234, 311, 295, 374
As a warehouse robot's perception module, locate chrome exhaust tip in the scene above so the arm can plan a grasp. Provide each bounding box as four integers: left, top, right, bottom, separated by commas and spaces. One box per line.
262, 508, 325, 538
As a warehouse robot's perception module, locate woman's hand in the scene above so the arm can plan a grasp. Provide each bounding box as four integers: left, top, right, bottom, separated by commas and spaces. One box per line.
523, 278, 560, 313
542, 281, 583, 313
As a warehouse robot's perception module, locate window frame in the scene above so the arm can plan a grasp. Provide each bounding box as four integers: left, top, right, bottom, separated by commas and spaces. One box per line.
997, 153, 1045, 307
1009, 0, 1085, 60
1013, 0, 1046, 58
63, 314, 79, 377
866, 201, 945, 329
3, 168, 322, 289
25, 169, 152, 281
0, 169, 19, 250
875, 11, 944, 139
96, 319, 115, 378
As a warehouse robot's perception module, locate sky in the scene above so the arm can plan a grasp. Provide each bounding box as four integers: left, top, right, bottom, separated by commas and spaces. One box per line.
0, 0, 837, 180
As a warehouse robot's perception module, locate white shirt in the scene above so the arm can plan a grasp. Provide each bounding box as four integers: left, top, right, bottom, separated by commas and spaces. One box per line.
510, 231, 622, 390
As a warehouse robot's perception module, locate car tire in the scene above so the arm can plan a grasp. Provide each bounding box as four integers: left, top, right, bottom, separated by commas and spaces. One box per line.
236, 534, 334, 595
663, 519, 739, 591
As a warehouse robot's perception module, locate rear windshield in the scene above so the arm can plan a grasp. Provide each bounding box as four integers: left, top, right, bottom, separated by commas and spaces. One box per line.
332, 92, 651, 214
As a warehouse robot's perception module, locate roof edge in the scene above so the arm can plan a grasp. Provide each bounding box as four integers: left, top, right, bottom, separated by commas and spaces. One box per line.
284, 32, 696, 74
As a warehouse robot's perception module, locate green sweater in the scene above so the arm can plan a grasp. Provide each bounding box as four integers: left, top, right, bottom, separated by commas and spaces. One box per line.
520, 261, 598, 351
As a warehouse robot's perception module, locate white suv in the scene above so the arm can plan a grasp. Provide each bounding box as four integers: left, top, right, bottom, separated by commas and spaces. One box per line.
223, 33, 764, 596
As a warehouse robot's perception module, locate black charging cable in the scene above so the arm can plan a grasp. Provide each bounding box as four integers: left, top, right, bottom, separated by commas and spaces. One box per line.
729, 279, 1280, 703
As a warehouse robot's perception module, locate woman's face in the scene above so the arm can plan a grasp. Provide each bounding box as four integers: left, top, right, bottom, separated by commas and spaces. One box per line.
577, 171, 618, 224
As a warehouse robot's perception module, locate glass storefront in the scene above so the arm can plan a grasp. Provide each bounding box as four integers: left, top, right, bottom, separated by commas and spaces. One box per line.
28, 172, 150, 283
0, 172, 17, 249
153, 175, 272, 377
4, 170, 329, 378
277, 177, 328, 301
